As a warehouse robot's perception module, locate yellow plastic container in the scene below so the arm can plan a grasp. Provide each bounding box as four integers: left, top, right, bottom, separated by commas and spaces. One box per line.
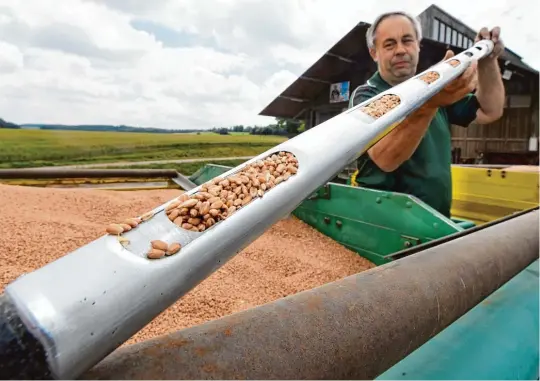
451, 165, 539, 225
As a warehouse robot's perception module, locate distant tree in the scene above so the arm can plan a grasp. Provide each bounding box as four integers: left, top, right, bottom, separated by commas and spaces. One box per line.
0, 118, 20, 129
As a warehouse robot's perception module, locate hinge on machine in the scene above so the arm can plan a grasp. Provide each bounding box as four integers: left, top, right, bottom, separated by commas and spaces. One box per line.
400, 235, 421, 249
307, 184, 331, 200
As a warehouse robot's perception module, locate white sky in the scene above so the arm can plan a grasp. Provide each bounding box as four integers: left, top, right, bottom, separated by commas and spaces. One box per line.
0, 0, 538, 129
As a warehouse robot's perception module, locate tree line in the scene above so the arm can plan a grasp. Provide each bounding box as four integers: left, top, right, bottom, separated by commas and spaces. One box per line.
212, 119, 305, 136
1, 117, 306, 136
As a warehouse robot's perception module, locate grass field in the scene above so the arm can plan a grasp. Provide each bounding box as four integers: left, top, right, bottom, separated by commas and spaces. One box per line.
0, 129, 286, 169
103, 160, 247, 175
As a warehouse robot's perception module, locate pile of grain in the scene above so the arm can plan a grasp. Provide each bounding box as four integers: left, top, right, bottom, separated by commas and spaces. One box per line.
360, 94, 401, 118
0, 184, 374, 345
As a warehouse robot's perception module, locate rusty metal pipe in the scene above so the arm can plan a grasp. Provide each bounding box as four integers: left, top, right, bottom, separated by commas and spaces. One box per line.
0, 168, 180, 179
83, 209, 540, 380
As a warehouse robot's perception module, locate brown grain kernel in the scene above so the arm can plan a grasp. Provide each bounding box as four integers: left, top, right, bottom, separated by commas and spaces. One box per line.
178, 193, 190, 202
168, 209, 180, 221
123, 218, 139, 228
181, 223, 193, 230
189, 208, 199, 218
208, 188, 221, 197
199, 192, 212, 199
286, 165, 298, 174
147, 248, 165, 259
120, 223, 132, 232
210, 200, 223, 209
166, 243, 181, 256
106, 224, 124, 235
165, 201, 182, 212
151, 240, 168, 251
180, 199, 198, 209
199, 201, 210, 215
208, 196, 221, 204
188, 217, 202, 226
448, 59, 460, 67
242, 195, 252, 206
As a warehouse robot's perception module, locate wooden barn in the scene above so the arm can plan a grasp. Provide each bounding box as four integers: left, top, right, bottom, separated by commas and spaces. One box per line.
259, 4, 539, 165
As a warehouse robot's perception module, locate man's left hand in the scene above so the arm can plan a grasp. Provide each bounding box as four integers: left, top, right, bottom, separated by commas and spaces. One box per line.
475, 27, 504, 60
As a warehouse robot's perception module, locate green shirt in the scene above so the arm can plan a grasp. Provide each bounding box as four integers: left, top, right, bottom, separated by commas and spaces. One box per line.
349, 71, 480, 217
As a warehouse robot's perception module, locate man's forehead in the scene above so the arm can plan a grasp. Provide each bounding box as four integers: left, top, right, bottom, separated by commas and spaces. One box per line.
376, 15, 415, 38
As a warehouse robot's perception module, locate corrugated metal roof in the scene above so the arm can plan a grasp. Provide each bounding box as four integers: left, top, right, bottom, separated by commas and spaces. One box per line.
260, 9, 538, 120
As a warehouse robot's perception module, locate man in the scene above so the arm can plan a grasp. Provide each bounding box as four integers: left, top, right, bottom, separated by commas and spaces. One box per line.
349, 11, 505, 218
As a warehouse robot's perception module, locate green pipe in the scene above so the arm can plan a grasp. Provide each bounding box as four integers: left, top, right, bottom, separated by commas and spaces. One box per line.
377, 259, 539, 380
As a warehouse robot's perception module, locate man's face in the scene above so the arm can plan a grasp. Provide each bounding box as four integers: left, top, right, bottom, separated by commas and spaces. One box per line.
369, 15, 420, 85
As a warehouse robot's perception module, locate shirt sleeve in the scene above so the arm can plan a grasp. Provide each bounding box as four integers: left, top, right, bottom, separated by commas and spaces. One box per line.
445, 93, 480, 127
348, 84, 379, 109
348, 84, 397, 188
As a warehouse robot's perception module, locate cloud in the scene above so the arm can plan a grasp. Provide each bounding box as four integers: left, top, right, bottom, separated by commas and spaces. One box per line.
0, 0, 537, 129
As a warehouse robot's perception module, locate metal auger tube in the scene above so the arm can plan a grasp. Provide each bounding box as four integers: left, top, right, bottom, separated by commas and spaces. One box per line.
1, 40, 494, 380
82, 208, 539, 380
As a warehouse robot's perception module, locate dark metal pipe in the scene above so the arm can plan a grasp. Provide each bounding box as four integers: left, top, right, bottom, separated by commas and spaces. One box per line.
0, 294, 53, 379
0, 168, 180, 179
83, 209, 539, 380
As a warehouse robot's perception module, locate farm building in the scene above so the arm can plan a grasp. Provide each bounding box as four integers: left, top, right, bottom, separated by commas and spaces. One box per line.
259, 4, 539, 165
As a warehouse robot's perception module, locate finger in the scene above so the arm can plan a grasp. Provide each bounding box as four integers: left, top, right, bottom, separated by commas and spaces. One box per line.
467, 73, 478, 93
459, 61, 478, 83
450, 61, 477, 91
443, 49, 455, 61
477, 27, 490, 41
455, 74, 478, 100
491, 27, 501, 42
489, 38, 504, 58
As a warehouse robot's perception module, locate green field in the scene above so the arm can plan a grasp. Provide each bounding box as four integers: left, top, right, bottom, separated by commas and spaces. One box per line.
0, 129, 286, 169
103, 160, 247, 175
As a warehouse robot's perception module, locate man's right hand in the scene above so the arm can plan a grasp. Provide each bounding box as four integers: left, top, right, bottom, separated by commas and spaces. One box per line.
425, 50, 478, 109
